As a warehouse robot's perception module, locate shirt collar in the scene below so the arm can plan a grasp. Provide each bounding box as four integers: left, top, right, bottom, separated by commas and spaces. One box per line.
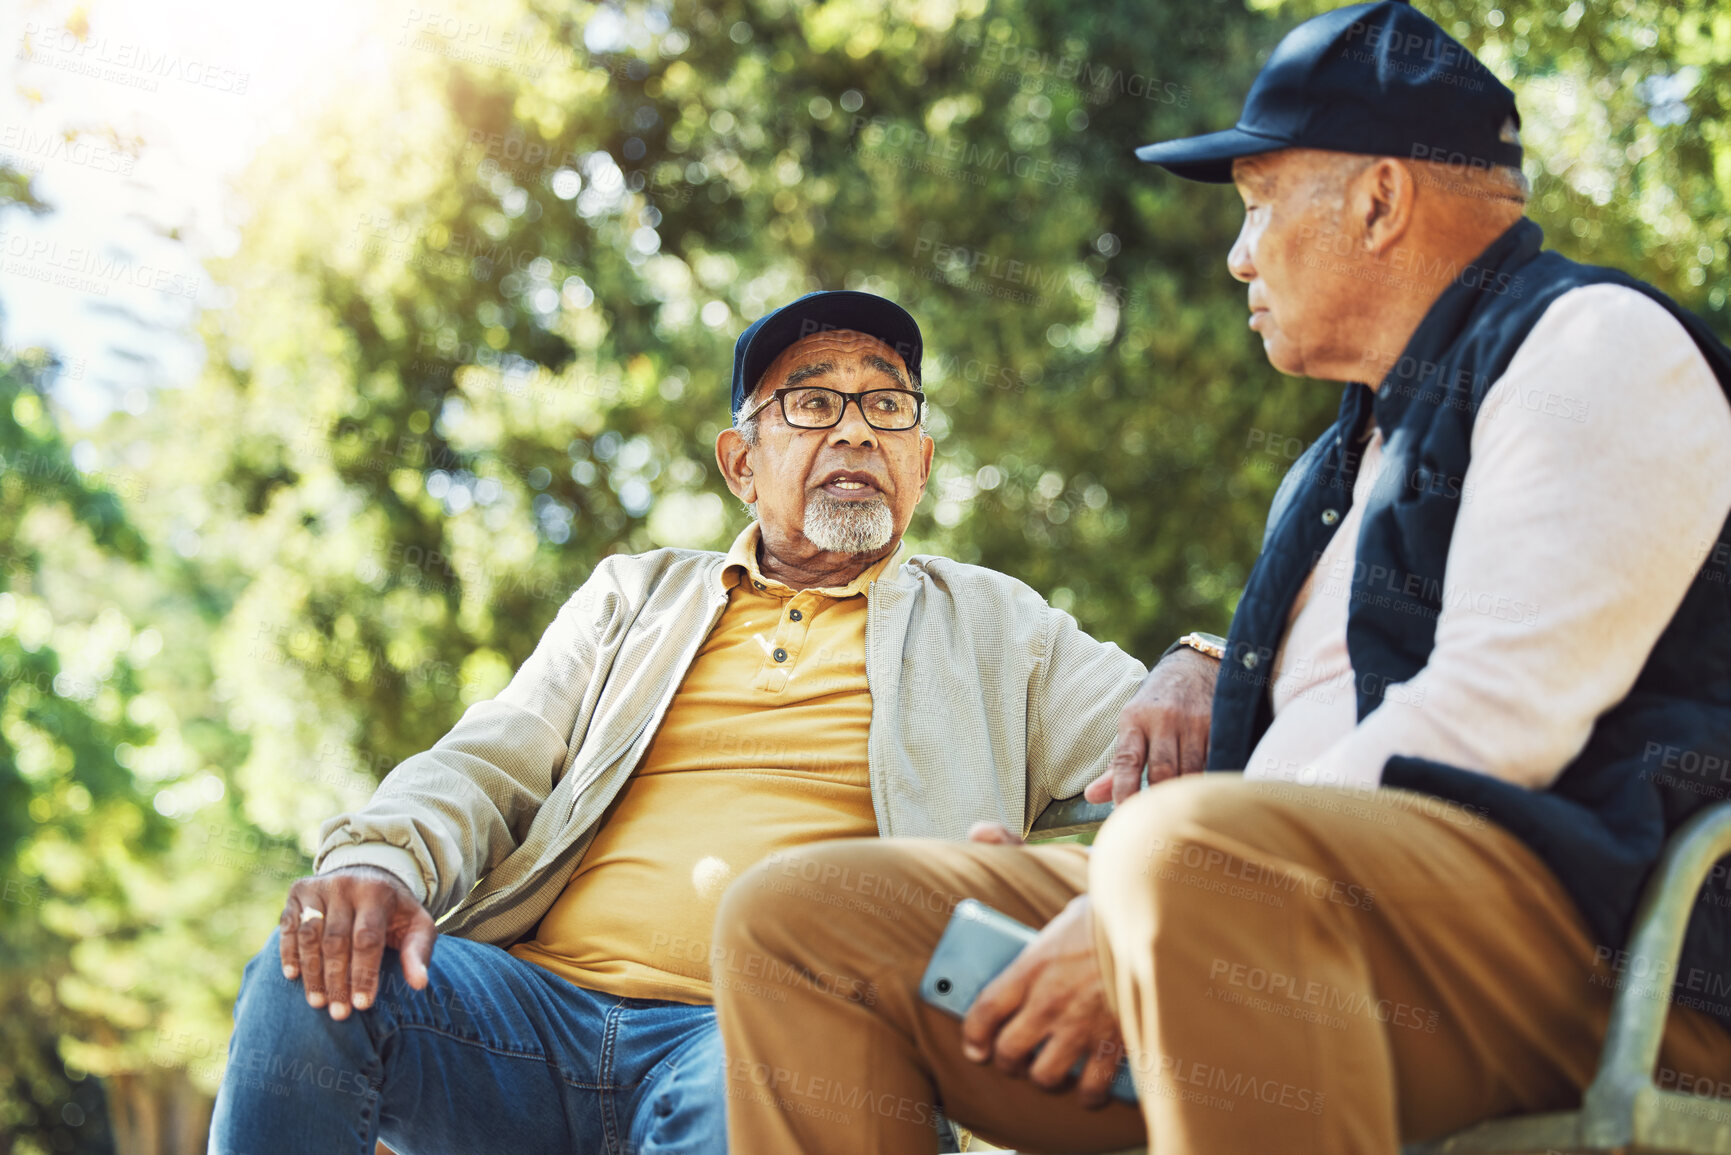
719, 522, 905, 598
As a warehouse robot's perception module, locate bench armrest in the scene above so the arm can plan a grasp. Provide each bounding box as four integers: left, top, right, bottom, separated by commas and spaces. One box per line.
1582, 800, 1731, 1137
1028, 795, 1114, 841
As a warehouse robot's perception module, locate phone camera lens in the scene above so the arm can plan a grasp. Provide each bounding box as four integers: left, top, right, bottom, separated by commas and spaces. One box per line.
935, 979, 952, 994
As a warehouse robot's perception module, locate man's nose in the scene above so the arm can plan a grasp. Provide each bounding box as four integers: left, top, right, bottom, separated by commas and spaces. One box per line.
1228, 225, 1256, 284
827, 396, 878, 447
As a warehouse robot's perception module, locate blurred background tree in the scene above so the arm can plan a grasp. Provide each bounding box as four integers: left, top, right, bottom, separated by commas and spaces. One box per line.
2, 0, 1727, 1149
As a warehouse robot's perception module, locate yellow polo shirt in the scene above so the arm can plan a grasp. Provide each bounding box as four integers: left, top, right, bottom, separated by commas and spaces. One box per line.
510, 524, 893, 1003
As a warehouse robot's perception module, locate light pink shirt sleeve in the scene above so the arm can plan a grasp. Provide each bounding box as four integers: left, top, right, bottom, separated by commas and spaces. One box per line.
1298, 284, 1731, 791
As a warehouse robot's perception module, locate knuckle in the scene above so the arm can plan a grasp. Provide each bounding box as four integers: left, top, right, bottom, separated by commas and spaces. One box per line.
351, 927, 385, 952
1030, 1063, 1066, 1090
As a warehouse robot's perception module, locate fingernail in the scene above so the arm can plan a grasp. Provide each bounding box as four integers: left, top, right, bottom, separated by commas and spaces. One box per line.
307, 993, 325, 1008
330, 1003, 349, 1020
352, 993, 370, 1009
962, 1043, 986, 1063
283, 965, 298, 980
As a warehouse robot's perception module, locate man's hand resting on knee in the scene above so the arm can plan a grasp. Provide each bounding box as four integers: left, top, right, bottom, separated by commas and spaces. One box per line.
958, 894, 1124, 1109
1085, 645, 1219, 804
279, 866, 436, 1022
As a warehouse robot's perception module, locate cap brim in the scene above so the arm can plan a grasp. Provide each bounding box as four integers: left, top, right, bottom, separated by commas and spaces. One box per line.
1134, 126, 1291, 183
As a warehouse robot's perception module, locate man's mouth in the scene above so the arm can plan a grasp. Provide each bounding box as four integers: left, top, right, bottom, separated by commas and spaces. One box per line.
818, 471, 884, 498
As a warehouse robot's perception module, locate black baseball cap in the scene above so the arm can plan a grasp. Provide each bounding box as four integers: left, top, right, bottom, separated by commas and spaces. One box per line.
730, 290, 923, 417
1135, 0, 1521, 183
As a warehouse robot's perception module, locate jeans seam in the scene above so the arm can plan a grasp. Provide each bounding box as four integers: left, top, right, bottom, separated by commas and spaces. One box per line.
638, 1011, 718, 1086
600, 1000, 625, 1153
384, 1021, 616, 1090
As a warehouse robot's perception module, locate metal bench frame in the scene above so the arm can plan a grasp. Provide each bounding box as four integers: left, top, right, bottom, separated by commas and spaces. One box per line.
1011, 796, 1731, 1155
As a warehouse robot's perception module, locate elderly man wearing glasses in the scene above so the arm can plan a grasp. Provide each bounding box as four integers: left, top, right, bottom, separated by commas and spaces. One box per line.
207, 290, 1155, 1155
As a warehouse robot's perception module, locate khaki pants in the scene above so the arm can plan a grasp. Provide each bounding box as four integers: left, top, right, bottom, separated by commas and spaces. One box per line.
714, 775, 1731, 1154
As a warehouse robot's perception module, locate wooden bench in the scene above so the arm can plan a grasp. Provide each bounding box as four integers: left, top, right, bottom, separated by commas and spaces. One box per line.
968, 796, 1731, 1155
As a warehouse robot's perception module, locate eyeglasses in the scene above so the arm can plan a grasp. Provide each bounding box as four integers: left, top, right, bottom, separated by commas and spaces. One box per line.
739, 386, 925, 432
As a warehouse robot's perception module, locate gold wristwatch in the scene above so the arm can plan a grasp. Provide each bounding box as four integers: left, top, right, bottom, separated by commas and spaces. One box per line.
1163, 631, 1227, 661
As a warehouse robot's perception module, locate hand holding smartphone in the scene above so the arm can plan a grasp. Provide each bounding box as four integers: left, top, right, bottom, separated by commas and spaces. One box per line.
919, 899, 1139, 1104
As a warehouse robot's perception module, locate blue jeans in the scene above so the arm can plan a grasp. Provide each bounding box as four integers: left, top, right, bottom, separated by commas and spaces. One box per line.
208, 930, 725, 1154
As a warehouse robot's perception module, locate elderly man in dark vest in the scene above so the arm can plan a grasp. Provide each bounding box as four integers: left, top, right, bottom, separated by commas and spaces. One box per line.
711, 3, 1731, 1152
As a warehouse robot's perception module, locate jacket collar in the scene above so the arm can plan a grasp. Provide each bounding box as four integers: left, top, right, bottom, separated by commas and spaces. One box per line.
1371, 217, 1545, 430
715, 521, 907, 597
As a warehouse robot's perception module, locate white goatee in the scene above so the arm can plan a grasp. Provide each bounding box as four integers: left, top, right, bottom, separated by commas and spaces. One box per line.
803, 493, 894, 554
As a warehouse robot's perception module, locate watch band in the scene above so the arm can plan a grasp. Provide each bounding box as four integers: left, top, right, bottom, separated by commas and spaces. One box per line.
1160, 631, 1227, 662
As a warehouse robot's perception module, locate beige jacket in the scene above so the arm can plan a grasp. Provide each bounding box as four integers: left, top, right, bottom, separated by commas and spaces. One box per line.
315, 545, 1146, 946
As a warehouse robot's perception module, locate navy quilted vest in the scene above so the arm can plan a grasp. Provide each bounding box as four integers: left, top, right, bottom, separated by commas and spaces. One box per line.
1208, 219, 1731, 1029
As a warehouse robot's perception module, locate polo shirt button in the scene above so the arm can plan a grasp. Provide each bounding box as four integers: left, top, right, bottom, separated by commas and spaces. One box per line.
789, 608, 803, 622
1241, 651, 1259, 670
1321, 508, 1341, 526
773, 648, 788, 663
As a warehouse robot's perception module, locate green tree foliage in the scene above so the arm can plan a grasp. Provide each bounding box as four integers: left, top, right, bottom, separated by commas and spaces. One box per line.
4, 0, 1729, 1149
0, 337, 150, 1152
0, 173, 284, 1152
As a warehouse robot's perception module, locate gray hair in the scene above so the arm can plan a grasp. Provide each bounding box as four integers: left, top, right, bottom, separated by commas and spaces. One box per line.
733, 400, 762, 449
733, 401, 762, 515
1410, 116, 1531, 205
1305, 118, 1530, 212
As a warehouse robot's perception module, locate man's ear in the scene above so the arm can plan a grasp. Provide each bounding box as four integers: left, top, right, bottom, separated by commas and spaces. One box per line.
915, 431, 935, 501
716, 426, 756, 506
1358, 158, 1416, 257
